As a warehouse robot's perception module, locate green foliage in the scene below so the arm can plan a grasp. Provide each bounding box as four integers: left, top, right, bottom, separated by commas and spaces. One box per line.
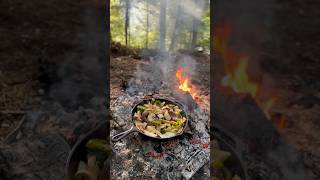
110, 0, 210, 51
198, 8, 210, 49
110, 0, 125, 44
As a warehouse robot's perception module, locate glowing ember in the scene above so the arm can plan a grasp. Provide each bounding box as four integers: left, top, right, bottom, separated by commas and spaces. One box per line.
215, 20, 286, 128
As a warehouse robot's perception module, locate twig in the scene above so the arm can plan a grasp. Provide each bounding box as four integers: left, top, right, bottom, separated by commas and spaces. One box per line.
4, 115, 26, 144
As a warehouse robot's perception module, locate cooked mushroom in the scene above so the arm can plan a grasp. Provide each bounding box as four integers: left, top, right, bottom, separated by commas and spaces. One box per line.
147, 113, 156, 123
164, 110, 171, 120
75, 156, 99, 180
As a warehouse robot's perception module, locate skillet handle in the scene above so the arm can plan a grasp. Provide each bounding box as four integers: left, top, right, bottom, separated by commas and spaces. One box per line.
111, 126, 137, 142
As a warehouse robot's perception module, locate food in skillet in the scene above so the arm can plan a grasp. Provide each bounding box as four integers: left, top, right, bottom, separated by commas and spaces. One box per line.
211, 139, 242, 180
133, 98, 186, 138
75, 139, 110, 180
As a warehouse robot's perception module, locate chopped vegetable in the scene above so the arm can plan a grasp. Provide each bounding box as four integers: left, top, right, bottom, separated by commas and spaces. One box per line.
86, 139, 109, 153
75, 158, 99, 180
133, 111, 142, 121
85, 139, 110, 167
76, 138, 110, 180
137, 105, 146, 112
232, 175, 241, 180
154, 100, 162, 106
134, 99, 186, 138
172, 119, 183, 128
160, 128, 167, 134
152, 120, 162, 126
211, 139, 242, 180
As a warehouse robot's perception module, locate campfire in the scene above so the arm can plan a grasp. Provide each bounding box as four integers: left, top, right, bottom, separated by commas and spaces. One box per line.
212, 18, 311, 180
110, 56, 210, 179
214, 20, 287, 129
175, 67, 208, 109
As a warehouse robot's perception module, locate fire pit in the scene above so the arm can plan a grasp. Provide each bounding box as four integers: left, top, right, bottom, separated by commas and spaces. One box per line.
110, 51, 210, 179
110, 92, 210, 179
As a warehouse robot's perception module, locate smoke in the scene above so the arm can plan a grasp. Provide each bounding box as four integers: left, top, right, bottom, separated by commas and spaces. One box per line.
180, 0, 208, 20
48, 8, 107, 111
126, 53, 198, 99
214, 0, 275, 53
268, 144, 312, 180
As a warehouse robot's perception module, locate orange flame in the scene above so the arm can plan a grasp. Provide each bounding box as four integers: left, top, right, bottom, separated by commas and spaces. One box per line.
215, 20, 286, 128
176, 68, 199, 104
221, 58, 258, 97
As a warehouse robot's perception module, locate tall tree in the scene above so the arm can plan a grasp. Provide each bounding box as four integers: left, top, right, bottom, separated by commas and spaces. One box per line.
170, 1, 181, 50
191, 19, 199, 48
125, 0, 130, 46
159, 0, 167, 51
191, 0, 206, 48
145, 0, 149, 48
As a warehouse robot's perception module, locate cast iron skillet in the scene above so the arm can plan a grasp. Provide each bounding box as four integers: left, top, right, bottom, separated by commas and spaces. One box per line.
66, 122, 109, 180
111, 97, 189, 142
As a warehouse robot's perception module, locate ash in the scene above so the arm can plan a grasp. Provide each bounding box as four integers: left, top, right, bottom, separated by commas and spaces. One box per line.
111, 92, 210, 180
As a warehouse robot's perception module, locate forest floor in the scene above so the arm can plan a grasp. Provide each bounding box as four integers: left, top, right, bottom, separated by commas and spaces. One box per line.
110, 49, 210, 103
0, 0, 104, 141
0, 0, 319, 179
262, 0, 320, 177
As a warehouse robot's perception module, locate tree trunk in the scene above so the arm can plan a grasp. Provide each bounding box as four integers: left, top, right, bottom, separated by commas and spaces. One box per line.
191, 17, 200, 49
125, 0, 130, 46
159, 0, 167, 51
191, 0, 207, 49
170, 2, 181, 51
145, 0, 149, 48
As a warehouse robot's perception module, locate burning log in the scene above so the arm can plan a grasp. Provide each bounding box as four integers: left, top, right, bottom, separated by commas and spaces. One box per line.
176, 92, 198, 111
175, 67, 209, 110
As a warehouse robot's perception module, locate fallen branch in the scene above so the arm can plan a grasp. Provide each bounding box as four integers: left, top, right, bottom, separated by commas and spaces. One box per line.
4, 115, 26, 144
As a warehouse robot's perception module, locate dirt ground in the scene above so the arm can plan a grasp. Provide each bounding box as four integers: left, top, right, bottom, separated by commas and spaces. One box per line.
0, 0, 101, 141
262, 0, 320, 177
